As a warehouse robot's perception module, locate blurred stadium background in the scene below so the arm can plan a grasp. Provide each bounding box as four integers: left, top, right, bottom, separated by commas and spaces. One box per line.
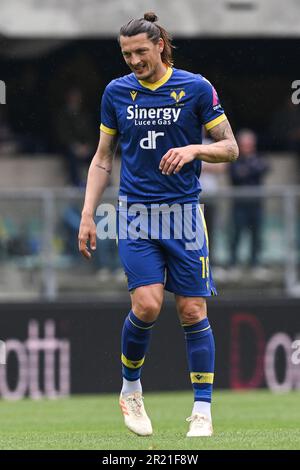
0, 0, 300, 449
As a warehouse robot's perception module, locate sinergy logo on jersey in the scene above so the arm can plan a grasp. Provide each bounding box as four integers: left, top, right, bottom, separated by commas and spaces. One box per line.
127, 105, 181, 126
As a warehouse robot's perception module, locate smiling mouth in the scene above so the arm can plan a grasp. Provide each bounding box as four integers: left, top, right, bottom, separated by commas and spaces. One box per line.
134, 65, 146, 73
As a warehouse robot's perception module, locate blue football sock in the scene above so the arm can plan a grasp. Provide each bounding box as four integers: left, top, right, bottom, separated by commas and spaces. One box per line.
121, 310, 155, 381
183, 317, 215, 403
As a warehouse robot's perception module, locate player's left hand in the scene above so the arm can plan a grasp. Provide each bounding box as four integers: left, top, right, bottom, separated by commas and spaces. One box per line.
159, 145, 197, 175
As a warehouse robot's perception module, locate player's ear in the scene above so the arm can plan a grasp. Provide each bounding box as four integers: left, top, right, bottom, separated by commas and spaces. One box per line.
158, 37, 164, 53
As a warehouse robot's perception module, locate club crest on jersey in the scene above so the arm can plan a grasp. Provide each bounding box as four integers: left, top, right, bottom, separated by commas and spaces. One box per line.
130, 90, 138, 101
170, 90, 185, 103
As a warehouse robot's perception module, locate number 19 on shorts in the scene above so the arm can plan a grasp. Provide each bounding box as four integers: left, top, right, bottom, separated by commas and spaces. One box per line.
199, 256, 209, 279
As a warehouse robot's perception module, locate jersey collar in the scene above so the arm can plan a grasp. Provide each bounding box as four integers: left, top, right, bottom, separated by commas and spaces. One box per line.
138, 66, 173, 91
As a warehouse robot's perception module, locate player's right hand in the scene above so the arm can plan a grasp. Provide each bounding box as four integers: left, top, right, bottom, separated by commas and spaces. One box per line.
78, 214, 97, 260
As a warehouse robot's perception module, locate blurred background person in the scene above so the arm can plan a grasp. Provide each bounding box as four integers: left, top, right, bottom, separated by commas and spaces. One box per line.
54, 87, 96, 187
229, 129, 269, 274
9, 66, 48, 153
0, 107, 19, 154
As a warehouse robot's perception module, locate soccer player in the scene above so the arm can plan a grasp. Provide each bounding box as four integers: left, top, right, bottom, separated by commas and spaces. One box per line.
78, 12, 239, 437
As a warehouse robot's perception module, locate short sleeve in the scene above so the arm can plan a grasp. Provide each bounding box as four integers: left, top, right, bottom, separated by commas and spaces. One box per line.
196, 77, 227, 131
100, 84, 118, 135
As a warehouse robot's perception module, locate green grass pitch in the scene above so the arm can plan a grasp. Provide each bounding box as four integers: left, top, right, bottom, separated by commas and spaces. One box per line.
0, 390, 299, 450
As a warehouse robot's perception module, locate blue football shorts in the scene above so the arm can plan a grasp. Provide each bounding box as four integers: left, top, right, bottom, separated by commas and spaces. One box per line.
116, 201, 217, 297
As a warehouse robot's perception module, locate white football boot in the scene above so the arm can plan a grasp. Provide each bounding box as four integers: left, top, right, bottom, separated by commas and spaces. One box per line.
119, 391, 153, 436
186, 413, 213, 437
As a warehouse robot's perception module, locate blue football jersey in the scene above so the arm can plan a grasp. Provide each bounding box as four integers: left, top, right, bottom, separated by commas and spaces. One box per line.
100, 67, 226, 204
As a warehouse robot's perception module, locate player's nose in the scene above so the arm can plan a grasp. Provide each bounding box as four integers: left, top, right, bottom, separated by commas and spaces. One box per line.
130, 55, 142, 66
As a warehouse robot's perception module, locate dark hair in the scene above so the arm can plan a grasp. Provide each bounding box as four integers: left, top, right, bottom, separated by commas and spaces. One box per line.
119, 11, 175, 67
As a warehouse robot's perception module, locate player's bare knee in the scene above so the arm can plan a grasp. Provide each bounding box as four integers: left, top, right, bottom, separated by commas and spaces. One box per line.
177, 298, 207, 324
180, 309, 207, 325
132, 295, 162, 322
131, 285, 163, 322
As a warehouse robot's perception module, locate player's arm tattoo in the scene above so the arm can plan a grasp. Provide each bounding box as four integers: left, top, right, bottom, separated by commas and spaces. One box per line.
94, 136, 117, 174
95, 164, 112, 175
208, 120, 239, 162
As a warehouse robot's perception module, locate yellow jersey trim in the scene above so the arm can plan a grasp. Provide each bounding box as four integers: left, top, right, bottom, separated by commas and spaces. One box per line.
190, 372, 214, 384
121, 354, 145, 369
100, 124, 117, 135
138, 66, 173, 91
204, 114, 227, 131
